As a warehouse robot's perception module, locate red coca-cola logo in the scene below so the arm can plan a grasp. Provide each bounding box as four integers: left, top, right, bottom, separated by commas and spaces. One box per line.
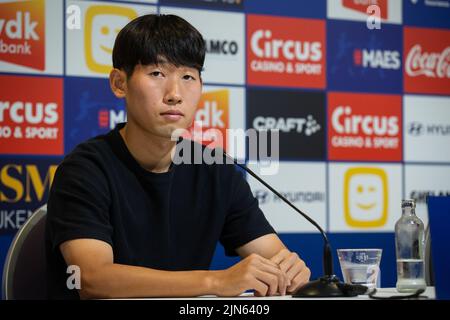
404, 27, 450, 95
405, 45, 450, 79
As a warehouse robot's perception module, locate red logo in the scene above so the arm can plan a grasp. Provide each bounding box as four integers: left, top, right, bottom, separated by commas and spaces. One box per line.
247, 15, 325, 89
98, 110, 109, 128
0, 0, 45, 70
342, 0, 388, 20
0, 75, 63, 155
404, 27, 450, 95
328, 92, 402, 162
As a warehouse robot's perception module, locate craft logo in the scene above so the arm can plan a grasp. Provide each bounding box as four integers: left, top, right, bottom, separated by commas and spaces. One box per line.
328, 92, 402, 161
190, 90, 229, 149
85, 5, 138, 74
344, 167, 388, 228
342, 0, 388, 19
0, 0, 45, 70
247, 15, 325, 89
247, 89, 326, 160
353, 48, 400, 70
0, 75, 63, 155
0, 160, 57, 234
404, 27, 450, 95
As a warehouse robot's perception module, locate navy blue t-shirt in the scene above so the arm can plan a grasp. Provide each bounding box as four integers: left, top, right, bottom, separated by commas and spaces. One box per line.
45, 123, 275, 299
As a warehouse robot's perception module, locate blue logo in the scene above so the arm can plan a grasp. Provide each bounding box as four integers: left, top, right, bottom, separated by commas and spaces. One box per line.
64, 77, 125, 154
404, 0, 450, 29
327, 20, 403, 93
244, 0, 325, 19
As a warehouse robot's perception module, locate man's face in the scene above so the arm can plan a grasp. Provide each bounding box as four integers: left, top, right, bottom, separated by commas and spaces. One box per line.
124, 62, 202, 139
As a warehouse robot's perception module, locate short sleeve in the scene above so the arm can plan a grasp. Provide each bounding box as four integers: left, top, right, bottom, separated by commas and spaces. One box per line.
46, 155, 113, 252
219, 165, 276, 256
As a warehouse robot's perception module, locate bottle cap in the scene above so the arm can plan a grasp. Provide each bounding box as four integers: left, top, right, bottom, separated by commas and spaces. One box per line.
401, 199, 416, 209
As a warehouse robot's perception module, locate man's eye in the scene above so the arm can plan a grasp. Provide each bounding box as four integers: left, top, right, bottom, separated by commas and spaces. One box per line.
150, 71, 162, 77
183, 75, 195, 80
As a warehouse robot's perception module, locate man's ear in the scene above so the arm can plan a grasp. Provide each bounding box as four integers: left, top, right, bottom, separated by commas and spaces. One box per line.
109, 68, 127, 98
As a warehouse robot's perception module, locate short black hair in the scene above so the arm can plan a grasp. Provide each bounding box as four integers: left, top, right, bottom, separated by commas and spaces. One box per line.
112, 14, 206, 77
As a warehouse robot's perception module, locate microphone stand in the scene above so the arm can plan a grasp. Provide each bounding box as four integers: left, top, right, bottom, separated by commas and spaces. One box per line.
223, 152, 351, 297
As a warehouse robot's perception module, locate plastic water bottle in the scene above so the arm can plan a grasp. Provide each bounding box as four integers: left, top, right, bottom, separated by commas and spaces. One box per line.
395, 199, 427, 292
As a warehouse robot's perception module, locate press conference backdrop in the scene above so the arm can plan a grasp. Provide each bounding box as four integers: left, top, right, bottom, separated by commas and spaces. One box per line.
1, 0, 450, 298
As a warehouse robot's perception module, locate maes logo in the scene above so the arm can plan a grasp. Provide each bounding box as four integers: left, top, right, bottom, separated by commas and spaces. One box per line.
85, 5, 137, 74
0, 0, 45, 70
0, 162, 57, 233
353, 49, 400, 70
344, 167, 388, 228
98, 109, 127, 129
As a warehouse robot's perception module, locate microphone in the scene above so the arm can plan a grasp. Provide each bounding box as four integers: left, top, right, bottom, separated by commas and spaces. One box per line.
221, 150, 365, 297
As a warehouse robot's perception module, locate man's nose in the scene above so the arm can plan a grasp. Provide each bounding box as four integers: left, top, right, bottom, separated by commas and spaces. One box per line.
163, 78, 182, 105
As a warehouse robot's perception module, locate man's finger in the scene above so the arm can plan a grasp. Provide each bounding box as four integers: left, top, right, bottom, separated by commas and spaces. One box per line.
287, 267, 311, 293
254, 269, 280, 296
279, 252, 300, 274
270, 249, 290, 265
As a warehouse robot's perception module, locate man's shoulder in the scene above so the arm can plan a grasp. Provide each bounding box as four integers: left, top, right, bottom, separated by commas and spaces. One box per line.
58, 134, 113, 172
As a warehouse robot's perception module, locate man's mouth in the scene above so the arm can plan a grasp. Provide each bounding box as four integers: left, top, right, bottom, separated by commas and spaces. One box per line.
160, 110, 184, 121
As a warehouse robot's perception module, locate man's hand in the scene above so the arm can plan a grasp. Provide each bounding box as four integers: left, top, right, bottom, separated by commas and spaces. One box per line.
270, 249, 311, 294
211, 253, 290, 297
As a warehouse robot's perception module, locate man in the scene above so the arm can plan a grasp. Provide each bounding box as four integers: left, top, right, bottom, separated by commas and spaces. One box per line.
45, 14, 310, 299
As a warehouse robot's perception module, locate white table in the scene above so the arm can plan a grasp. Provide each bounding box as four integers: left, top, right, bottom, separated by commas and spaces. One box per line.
121, 287, 435, 300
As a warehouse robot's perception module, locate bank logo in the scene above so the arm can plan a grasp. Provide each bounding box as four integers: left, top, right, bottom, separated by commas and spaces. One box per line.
0, 75, 63, 155
191, 90, 229, 149
344, 167, 388, 228
404, 27, 450, 95
0, 0, 45, 70
247, 15, 325, 89
84, 5, 137, 74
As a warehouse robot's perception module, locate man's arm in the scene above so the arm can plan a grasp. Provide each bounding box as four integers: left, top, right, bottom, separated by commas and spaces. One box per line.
236, 233, 311, 294
60, 238, 289, 299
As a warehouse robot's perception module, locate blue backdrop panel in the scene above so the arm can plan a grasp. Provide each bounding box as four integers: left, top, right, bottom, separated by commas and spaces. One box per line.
327, 20, 403, 93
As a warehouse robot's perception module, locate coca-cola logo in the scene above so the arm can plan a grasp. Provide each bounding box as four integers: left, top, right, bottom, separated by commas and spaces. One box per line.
405, 44, 450, 78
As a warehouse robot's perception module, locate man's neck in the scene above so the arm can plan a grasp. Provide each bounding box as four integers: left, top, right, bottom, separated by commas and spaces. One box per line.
119, 123, 176, 173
